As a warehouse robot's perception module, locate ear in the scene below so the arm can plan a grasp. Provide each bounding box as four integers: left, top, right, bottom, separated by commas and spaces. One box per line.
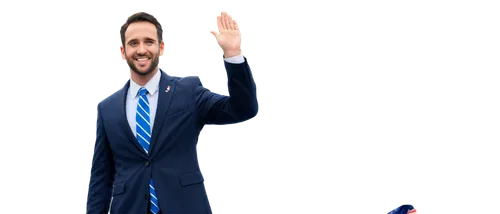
159, 41, 165, 56
118, 44, 127, 63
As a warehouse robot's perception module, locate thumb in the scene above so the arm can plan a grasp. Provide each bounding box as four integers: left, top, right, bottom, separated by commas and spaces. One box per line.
208, 28, 219, 41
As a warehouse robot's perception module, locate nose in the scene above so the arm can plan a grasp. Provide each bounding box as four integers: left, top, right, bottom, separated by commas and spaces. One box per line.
137, 43, 147, 54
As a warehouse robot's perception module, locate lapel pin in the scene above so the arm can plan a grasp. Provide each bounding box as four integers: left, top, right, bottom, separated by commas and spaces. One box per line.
165, 85, 171, 93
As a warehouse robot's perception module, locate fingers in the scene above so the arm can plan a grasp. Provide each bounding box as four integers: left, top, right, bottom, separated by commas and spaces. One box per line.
221, 12, 229, 29
217, 12, 238, 31
215, 13, 221, 29
209, 10, 239, 39
208, 12, 222, 39
229, 16, 238, 30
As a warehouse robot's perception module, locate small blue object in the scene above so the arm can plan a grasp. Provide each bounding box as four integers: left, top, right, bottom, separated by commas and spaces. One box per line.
388, 204, 415, 214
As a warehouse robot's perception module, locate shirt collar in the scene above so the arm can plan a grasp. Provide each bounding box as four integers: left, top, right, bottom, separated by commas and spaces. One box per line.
129, 69, 161, 98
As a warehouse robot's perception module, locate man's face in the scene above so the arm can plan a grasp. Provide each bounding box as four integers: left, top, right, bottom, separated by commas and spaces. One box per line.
121, 21, 164, 76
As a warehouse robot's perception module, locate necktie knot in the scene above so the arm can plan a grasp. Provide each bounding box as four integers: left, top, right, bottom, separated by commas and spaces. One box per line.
139, 87, 148, 96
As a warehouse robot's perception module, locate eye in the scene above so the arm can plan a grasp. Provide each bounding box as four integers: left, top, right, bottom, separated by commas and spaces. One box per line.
129, 41, 137, 46
146, 40, 154, 45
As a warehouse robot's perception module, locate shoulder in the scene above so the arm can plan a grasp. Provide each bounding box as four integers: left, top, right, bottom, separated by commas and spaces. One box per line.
171, 75, 202, 86
96, 81, 129, 110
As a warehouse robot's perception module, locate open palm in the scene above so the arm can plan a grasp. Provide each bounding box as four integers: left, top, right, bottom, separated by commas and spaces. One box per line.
210, 12, 242, 57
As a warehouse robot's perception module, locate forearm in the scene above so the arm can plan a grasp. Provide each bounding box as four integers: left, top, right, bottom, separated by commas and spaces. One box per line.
224, 57, 258, 120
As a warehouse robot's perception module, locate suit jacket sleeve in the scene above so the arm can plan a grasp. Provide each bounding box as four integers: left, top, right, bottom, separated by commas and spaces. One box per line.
193, 56, 258, 125
86, 104, 115, 214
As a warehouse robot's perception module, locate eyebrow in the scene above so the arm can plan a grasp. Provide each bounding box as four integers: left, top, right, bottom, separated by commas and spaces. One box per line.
127, 37, 156, 44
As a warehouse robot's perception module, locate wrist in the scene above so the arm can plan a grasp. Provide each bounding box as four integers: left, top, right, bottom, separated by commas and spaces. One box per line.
223, 49, 242, 58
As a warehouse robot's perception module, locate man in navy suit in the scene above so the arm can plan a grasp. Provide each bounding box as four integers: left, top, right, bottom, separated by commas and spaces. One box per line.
86, 11, 258, 214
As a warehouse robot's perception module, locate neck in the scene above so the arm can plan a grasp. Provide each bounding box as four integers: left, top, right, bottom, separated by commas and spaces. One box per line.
130, 67, 158, 86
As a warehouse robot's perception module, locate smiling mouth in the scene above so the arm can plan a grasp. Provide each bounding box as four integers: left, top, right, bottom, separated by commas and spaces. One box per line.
135, 57, 150, 66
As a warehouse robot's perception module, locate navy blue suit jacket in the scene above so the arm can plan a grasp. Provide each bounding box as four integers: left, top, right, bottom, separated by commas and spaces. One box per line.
86, 57, 258, 214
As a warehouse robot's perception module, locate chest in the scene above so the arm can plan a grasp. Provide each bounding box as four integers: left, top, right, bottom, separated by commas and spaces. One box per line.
125, 92, 159, 130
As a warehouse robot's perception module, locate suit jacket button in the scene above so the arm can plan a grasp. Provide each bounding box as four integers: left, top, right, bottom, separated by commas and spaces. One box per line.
145, 161, 150, 167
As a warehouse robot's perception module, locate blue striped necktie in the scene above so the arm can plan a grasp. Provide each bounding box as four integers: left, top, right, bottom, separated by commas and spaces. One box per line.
136, 87, 160, 214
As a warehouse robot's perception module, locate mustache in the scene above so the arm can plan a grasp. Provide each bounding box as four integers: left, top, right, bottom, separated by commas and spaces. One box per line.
133, 53, 152, 59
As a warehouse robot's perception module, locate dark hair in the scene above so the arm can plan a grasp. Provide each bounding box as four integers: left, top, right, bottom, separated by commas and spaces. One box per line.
120, 12, 163, 48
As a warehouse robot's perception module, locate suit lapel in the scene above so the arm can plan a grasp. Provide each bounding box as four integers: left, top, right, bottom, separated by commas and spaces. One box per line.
150, 69, 176, 154
117, 80, 149, 158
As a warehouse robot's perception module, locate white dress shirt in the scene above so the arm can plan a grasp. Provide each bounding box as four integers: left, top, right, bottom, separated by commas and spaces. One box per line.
126, 54, 245, 135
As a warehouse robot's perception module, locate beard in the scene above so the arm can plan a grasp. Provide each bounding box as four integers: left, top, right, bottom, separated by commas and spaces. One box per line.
126, 52, 160, 76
